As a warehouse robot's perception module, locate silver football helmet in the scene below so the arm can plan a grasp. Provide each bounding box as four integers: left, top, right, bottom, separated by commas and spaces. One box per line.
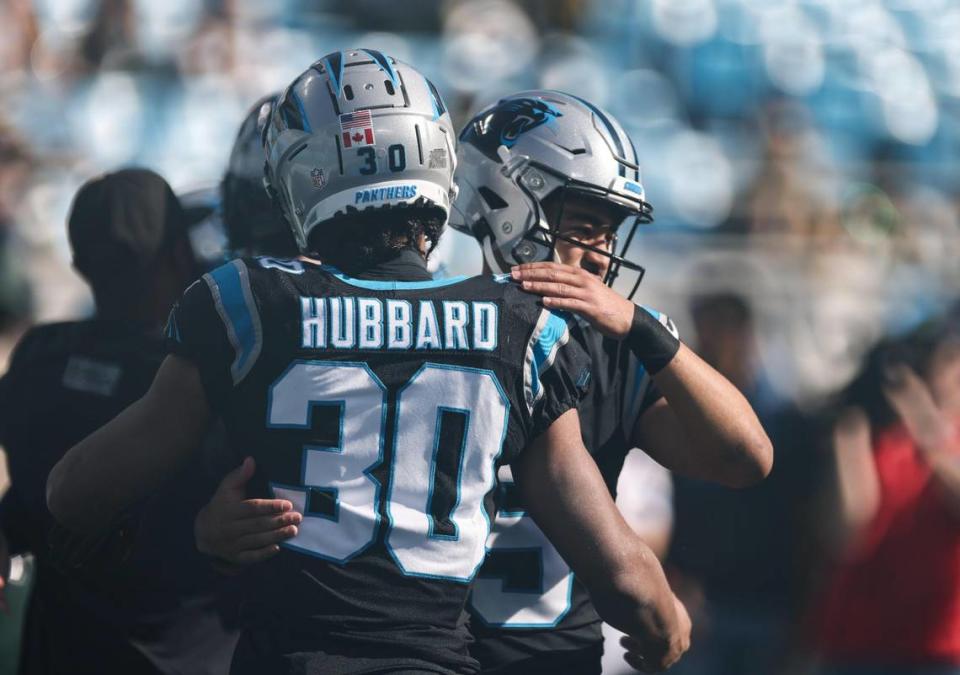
222, 92, 300, 257
263, 49, 458, 253
450, 90, 652, 298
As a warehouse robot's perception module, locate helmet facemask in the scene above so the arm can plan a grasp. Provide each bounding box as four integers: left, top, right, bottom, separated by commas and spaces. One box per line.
511, 162, 653, 301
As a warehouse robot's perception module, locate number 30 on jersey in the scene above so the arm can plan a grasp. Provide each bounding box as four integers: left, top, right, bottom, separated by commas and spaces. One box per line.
268, 361, 509, 582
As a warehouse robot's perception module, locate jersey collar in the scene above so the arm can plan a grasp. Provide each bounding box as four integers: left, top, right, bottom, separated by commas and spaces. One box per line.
328, 248, 433, 282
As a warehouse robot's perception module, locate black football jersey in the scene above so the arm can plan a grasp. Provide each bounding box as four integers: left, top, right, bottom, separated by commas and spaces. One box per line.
0, 320, 238, 675
468, 311, 676, 674
165, 254, 591, 674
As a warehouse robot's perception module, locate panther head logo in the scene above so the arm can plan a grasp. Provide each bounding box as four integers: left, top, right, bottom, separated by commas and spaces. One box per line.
461, 98, 562, 162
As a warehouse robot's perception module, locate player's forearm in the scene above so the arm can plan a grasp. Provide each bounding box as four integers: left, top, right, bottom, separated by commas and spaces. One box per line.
47, 398, 166, 533
638, 345, 773, 487
589, 535, 686, 664
515, 411, 689, 667
48, 356, 211, 534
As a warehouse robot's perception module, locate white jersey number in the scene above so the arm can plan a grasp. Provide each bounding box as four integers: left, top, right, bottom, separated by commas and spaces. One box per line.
469, 466, 574, 627
268, 361, 509, 581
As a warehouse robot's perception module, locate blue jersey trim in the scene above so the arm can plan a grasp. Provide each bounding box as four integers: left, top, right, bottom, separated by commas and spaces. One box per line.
204, 260, 262, 385
322, 265, 468, 290
525, 310, 571, 406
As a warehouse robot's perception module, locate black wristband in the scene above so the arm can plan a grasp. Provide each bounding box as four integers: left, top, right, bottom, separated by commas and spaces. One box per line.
626, 305, 680, 375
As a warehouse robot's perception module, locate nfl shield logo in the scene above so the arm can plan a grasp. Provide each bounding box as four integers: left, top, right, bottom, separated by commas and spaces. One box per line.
310, 168, 326, 189
340, 110, 375, 148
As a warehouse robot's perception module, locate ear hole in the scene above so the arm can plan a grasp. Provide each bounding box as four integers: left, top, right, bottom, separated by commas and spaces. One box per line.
384, 80, 396, 95
344, 85, 354, 100
478, 187, 508, 210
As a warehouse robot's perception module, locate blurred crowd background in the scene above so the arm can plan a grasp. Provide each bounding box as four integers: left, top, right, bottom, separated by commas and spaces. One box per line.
0, 0, 957, 398
1, 0, 959, 673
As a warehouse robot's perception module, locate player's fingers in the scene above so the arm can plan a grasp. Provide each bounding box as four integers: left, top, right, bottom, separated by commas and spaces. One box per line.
520, 281, 588, 300
235, 525, 298, 552
623, 654, 656, 673
233, 544, 282, 566
513, 261, 573, 274
883, 366, 938, 416
620, 637, 663, 672
230, 511, 302, 537
882, 364, 952, 447
231, 498, 294, 520
218, 457, 256, 493
540, 296, 591, 313
514, 267, 584, 287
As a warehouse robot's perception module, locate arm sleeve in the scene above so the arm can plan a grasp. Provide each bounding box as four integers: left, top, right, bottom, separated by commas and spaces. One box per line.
620, 353, 663, 436
511, 309, 592, 457
164, 274, 236, 413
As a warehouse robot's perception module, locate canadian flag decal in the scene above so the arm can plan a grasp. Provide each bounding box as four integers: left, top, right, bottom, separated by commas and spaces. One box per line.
339, 110, 375, 148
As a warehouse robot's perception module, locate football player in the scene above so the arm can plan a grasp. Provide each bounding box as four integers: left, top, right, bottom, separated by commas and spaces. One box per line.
46, 52, 690, 674
220, 93, 299, 259
0, 169, 239, 673
450, 91, 772, 674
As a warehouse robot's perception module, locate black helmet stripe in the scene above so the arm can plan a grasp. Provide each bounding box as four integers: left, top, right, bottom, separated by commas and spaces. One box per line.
570, 94, 626, 177
627, 133, 640, 182
363, 49, 400, 86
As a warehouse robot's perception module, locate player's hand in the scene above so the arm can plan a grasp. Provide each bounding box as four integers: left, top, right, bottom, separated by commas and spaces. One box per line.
620, 596, 691, 672
512, 262, 635, 339
883, 363, 958, 460
194, 457, 302, 568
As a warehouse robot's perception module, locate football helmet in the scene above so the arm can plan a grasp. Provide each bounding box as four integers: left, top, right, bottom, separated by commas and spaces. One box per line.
263, 49, 458, 253
450, 90, 652, 299
222, 92, 298, 257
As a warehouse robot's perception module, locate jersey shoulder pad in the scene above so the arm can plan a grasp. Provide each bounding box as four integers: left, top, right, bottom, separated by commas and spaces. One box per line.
167, 258, 263, 387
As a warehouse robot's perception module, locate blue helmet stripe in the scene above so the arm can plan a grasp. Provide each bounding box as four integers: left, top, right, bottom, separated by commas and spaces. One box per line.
324, 51, 345, 98
425, 77, 445, 120
292, 92, 312, 133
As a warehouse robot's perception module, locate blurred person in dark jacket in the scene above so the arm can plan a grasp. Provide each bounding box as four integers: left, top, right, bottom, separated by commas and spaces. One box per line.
667, 288, 824, 675
813, 313, 960, 675
0, 169, 239, 674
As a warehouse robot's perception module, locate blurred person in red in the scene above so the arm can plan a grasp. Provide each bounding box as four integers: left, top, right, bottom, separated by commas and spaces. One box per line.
0, 169, 239, 674
815, 312, 960, 675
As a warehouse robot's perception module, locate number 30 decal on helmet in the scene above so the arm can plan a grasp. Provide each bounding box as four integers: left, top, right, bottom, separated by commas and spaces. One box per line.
262, 49, 458, 253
